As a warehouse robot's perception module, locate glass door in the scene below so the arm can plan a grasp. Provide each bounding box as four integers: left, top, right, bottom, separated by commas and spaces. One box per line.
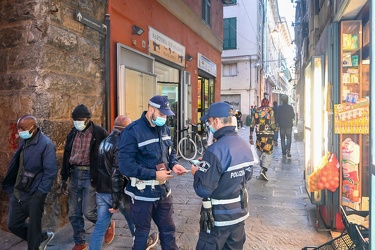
305, 56, 325, 205
198, 76, 214, 133
117, 66, 156, 121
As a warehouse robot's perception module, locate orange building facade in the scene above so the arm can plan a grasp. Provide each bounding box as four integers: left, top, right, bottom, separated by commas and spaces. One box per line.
107, 0, 224, 139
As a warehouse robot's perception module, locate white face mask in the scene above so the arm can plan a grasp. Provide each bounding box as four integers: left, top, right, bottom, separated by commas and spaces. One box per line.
74, 121, 86, 131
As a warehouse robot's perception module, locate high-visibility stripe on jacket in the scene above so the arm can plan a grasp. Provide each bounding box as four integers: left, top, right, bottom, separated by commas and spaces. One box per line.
194, 126, 254, 226
118, 111, 178, 201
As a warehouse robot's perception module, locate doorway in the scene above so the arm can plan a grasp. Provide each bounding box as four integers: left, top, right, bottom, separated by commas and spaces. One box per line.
197, 76, 214, 133
155, 62, 181, 147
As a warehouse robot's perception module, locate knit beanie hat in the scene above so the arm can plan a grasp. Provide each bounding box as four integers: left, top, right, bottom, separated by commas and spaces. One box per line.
72, 104, 91, 119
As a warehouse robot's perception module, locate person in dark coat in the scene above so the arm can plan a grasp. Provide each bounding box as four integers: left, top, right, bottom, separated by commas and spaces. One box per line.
90, 115, 158, 250
276, 95, 295, 158
60, 104, 109, 250
2, 115, 57, 250
191, 102, 254, 249
118, 95, 187, 250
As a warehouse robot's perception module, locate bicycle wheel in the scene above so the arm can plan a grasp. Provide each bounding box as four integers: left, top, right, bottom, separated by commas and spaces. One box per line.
178, 137, 197, 161
195, 134, 204, 155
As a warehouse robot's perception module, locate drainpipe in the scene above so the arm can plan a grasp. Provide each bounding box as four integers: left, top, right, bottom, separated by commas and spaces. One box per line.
104, 14, 110, 130
249, 54, 259, 109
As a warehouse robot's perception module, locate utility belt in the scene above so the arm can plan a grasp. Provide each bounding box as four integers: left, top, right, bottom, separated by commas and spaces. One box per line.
72, 165, 90, 171
130, 177, 164, 191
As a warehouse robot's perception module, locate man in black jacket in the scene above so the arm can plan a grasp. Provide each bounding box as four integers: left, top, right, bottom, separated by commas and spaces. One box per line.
89, 115, 158, 249
276, 95, 295, 159
60, 104, 108, 250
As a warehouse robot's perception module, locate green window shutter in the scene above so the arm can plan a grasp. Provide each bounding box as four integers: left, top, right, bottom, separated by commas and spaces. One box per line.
223, 18, 236, 50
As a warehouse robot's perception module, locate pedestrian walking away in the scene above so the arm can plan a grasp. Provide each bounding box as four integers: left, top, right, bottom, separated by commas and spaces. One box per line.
224, 101, 238, 132
234, 110, 245, 129
276, 95, 295, 159
118, 95, 187, 250
249, 98, 277, 181
89, 115, 158, 250
60, 104, 109, 250
2, 115, 58, 250
191, 102, 254, 249
272, 100, 279, 146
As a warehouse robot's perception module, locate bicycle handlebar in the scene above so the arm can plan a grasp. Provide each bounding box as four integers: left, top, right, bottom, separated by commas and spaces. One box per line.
176, 122, 198, 133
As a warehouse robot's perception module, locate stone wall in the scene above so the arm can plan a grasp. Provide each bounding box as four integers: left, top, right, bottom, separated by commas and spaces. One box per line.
0, 0, 108, 231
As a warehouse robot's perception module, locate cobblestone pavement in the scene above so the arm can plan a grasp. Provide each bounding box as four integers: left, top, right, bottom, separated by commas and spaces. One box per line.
1, 126, 332, 250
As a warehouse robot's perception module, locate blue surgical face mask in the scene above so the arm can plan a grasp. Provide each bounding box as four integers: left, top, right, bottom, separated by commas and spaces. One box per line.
209, 125, 217, 134
152, 116, 167, 126
74, 120, 86, 131
18, 125, 34, 140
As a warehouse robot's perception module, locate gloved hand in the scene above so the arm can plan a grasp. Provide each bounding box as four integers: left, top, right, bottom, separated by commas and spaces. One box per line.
60, 181, 68, 196
111, 192, 124, 210
199, 199, 214, 232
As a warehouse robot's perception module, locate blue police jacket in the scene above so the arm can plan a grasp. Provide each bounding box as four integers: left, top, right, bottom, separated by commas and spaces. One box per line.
118, 111, 178, 201
2, 129, 58, 200
194, 126, 254, 227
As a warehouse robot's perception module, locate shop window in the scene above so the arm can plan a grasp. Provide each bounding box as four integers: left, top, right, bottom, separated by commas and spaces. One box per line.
202, 0, 211, 26
118, 66, 156, 121
223, 63, 237, 76
223, 18, 237, 50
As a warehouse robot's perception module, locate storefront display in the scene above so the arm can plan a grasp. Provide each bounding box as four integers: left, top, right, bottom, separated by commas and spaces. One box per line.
336, 20, 370, 213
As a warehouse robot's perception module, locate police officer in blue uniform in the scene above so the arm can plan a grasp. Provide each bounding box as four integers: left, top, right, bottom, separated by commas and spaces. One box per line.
191, 102, 254, 249
118, 95, 187, 250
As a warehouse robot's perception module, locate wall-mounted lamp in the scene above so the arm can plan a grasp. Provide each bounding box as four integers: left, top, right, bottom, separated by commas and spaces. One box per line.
132, 25, 144, 36
186, 55, 193, 61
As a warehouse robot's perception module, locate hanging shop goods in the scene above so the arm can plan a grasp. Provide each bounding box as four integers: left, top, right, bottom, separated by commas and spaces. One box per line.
334, 98, 369, 134
341, 138, 361, 205
308, 152, 340, 193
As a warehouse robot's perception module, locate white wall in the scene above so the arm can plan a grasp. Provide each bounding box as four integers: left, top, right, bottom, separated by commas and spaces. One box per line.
223, 1, 258, 57
222, 1, 260, 115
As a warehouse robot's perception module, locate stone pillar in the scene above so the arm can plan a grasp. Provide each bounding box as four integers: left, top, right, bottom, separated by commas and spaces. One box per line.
0, 0, 108, 231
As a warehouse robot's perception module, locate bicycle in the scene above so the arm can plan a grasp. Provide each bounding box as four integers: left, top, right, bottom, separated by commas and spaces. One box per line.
178, 123, 206, 160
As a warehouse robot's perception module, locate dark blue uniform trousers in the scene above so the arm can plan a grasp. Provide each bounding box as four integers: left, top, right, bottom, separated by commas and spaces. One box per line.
196, 221, 245, 250
130, 195, 177, 250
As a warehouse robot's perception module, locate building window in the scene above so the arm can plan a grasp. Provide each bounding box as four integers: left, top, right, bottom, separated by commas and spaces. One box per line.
223, 0, 237, 6
223, 18, 237, 50
202, 0, 211, 26
223, 63, 237, 76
